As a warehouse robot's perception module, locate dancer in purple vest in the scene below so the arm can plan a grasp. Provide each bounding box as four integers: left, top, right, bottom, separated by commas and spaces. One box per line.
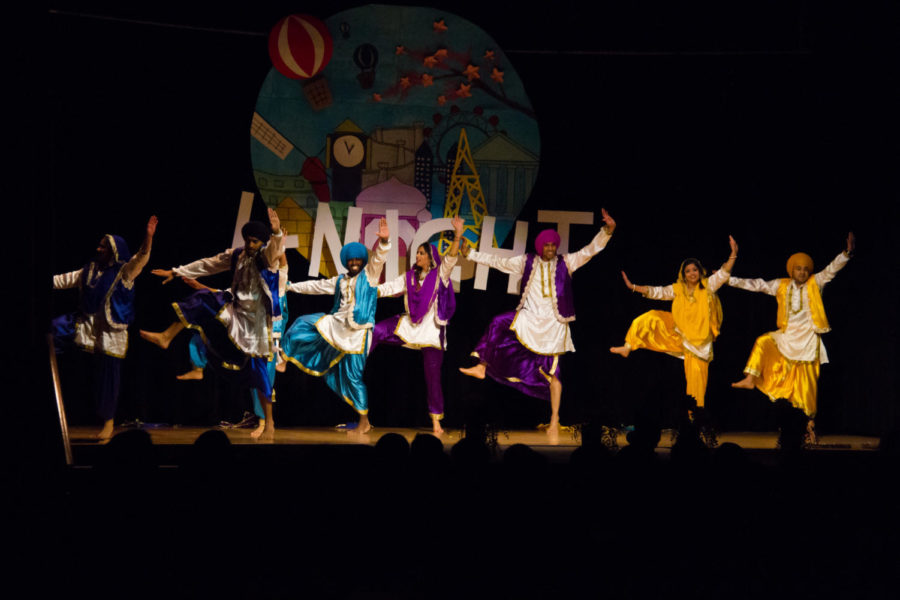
372, 216, 464, 435
459, 209, 616, 436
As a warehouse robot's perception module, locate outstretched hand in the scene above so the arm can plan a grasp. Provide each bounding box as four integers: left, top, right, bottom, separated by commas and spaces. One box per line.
621, 270, 633, 291
151, 268, 175, 285
601, 208, 616, 233
846, 231, 856, 255
729, 235, 738, 256
146, 215, 158, 237
378, 217, 390, 241
268, 208, 281, 234
452, 216, 465, 237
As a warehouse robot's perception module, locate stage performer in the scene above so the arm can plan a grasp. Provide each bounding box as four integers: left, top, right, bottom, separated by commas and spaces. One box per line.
139, 208, 284, 440
609, 236, 738, 410
371, 216, 464, 435
459, 209, 617, 436
280, 218, 391, 435
175, 253, 289, 428
729, 232, 855, 442
52, 215, 158, 439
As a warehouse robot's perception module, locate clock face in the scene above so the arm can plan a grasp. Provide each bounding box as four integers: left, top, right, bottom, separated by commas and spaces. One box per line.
333, 134, 365, 167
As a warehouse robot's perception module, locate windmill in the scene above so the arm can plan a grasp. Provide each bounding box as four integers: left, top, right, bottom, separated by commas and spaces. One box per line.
438, 128, 496, 254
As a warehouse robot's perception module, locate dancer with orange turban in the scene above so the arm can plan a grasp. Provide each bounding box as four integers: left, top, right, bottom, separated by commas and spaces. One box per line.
729, 233, 855, 440
610, 236, 738, 410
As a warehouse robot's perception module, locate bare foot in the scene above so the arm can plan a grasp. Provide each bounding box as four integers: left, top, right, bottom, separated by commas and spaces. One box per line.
431, 417, 444, 436
731, 374, 757, 389
807, 419, 817, 445
545, 421, 560, 445
96, 419, 115, 440
609, 345, 631, 358
140, 329, 172, 350
459, 363, 486, 379
252, 419, 275, 441
275, 351, 287, 373
176, 368, 204, 381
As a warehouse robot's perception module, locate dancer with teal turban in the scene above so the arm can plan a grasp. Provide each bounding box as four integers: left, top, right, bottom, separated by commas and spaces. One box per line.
281, 218, 391, 434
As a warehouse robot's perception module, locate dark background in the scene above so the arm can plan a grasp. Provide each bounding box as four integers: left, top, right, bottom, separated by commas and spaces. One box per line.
22, 2, 898, 447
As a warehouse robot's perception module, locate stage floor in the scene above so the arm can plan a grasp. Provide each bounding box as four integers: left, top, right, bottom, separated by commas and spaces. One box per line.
67, 425, 880, 454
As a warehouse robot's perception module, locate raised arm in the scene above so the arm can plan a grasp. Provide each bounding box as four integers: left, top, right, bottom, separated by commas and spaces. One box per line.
461, 239, 527, 275
564, 208, 616, 274
121, 215, 158, 283
815, 232, 854, 289
365, 217, 392, 285
263, 208, 285, 269
706, 236, 738, 292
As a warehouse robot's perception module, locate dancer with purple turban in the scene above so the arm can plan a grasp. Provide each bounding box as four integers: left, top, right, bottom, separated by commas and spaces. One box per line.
730, 233, 854, 442
281, 218, 391, 435
459, 209, 616, 436
140, 208, 284, 440
52, 215, 158, 439
372, 216, 464, 435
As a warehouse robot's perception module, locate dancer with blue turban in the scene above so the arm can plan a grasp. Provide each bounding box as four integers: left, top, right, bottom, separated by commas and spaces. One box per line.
52, 215, 158, 439
371, 216, 464, 435
459, 209, 616, 436
140, 208, 284, 440
281, 217, 391, 434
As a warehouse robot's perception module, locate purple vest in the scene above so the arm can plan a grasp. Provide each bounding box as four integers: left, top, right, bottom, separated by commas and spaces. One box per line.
405, 262, 456, 326
518, 254, 575, 323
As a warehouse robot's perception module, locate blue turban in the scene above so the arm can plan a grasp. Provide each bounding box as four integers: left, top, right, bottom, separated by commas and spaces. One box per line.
340, 242, 369, 269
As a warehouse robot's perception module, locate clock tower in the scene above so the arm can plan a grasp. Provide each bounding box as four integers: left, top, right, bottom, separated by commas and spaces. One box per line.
326, 119, 370, 204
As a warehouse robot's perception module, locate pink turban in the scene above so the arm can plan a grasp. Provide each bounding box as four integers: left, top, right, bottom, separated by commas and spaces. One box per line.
534, 229, 561, 254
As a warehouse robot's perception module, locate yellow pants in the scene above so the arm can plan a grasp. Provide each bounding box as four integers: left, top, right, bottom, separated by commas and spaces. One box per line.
624, 310, 710, 407
744, 333, 820, 417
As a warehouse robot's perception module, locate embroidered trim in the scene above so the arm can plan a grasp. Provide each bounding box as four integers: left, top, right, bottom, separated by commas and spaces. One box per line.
509, 311, 566, 357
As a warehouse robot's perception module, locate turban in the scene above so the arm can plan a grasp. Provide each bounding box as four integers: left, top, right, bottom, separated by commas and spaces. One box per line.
786, 253, 814, 276
241, 221, 271, 243
534, 229, 561, 255
340, 242, 369, 269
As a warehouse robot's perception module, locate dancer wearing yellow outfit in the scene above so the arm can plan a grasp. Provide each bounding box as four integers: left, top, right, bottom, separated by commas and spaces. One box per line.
730, 233, 855, 441
610, 236, 738, 408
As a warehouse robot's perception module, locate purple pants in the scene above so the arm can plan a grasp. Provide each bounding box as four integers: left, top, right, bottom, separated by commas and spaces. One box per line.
370, 315, 445, 418
472, 311, 562, 402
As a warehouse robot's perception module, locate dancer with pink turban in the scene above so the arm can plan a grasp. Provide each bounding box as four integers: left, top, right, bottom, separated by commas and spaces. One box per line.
459, 209, 616, 435
371, 217, 464, 435
729, 232, 855, 442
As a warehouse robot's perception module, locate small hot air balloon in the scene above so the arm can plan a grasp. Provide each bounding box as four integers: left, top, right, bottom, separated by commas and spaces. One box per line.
268, 14, 334, 110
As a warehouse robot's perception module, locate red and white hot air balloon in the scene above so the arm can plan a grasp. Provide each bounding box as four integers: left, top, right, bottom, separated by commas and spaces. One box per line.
268, 14, 334, 110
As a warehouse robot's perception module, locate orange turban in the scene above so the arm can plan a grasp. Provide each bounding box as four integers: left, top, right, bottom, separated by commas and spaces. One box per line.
786, 252, 814, 276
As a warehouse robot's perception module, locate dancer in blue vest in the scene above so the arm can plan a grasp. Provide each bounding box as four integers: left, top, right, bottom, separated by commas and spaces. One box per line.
140, 208, 283, 440
459, 209, 616, 436
52, 215, 158, 439
281, 217, 391, 435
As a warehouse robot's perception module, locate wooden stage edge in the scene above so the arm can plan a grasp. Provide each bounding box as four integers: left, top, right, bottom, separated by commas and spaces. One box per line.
67, 426, 881, 462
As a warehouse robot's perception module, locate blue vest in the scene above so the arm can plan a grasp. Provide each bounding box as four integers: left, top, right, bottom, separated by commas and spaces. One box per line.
332, 272, 378, 328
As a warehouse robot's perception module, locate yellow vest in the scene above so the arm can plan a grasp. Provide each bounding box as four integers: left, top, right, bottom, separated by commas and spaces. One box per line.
672, 278, 723, 347
775, 278, 830, 333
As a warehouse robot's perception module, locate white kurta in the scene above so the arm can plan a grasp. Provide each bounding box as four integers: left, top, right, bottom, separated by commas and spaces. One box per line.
468, 228, 612, 355
728, 252, 849, 364
377, 254, 458, 350
287, 240, 390, 354
172, 231, 284, 358
53, 248, 151, 358
643, 268, 730, 361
